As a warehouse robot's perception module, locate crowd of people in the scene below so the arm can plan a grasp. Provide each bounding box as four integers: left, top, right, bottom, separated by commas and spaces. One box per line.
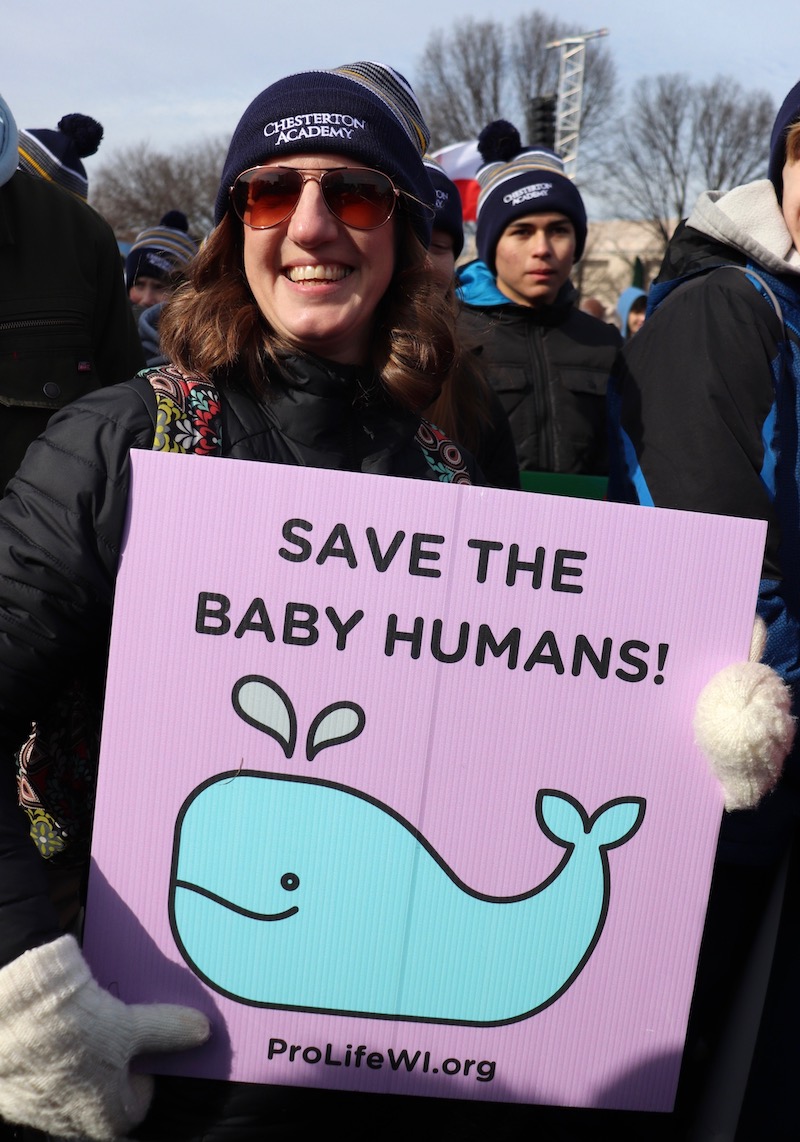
0, 62, 798, 1141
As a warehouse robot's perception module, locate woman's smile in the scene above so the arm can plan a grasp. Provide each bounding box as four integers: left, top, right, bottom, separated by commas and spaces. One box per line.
243, 153, 396, 365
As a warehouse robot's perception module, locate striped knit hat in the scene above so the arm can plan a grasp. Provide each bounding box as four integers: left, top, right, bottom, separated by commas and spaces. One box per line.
475, 119, 587, 272
17, 113, 103, 200
124, 211, 198, 291
215, 62, 435, 244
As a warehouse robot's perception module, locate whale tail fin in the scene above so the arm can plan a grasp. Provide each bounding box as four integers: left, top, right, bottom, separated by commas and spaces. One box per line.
538, 790, 645, 850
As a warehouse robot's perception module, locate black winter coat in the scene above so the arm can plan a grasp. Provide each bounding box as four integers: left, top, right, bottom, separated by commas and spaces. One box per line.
457, 276, 621, 476
0, 170, 145, 489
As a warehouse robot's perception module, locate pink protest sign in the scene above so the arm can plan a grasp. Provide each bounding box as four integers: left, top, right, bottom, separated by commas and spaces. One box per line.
83, 449, 766, 1112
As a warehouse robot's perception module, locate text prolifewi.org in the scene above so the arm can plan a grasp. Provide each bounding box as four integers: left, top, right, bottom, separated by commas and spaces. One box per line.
267, 1038, 497, 1083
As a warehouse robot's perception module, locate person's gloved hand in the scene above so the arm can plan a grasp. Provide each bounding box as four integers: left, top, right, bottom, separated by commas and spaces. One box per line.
694, 617, 795, 811
0, 933, 210, 1140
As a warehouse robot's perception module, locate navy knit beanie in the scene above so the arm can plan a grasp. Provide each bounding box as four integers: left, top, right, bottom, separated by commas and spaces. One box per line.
423, 157, 464, 257
17, 113, 103, 200
768, 78, 800, 201
215, 62, 435, 245
474, 119, 587, 272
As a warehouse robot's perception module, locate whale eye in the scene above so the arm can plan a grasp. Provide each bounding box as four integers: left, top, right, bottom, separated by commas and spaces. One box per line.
280, 872, 300, 892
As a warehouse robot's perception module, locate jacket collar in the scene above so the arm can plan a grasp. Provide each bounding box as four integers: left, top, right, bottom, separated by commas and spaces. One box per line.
687, 180, 800, 278
456, 257, 577, 321
263, 353, 421, 475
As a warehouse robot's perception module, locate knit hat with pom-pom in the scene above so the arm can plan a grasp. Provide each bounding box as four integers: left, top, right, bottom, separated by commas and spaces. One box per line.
18, 113, 103, 200
124, 211, 199, 291
475, 119, 587, 272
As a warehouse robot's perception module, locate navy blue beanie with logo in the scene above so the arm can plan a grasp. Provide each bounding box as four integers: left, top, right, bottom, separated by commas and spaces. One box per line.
474, 119, 587, 272
215, 62, 435, 245
422, 158, 464, 257
768, 78, 800, 201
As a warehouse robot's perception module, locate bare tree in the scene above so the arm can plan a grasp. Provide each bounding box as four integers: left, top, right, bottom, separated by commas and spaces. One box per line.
90, 135, 228, 243
506, 12, 564, 140
694, 76, 775, 191
599, 74, 775, 256
415, 19, 507, 144
415, 10, 617, 152
507, 13, 617, 149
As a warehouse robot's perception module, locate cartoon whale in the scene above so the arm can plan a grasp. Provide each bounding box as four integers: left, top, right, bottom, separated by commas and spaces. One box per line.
169, 771, 645, 1025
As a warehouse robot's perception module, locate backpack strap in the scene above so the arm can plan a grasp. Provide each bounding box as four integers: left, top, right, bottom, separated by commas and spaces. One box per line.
650, 263, 786, 340
140, 365, 223, 455
415, 419, 473, 484
16, 365, 226, 863
714, 265, 786, 338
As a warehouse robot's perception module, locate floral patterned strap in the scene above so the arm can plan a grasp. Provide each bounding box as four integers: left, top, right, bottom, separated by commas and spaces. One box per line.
415, 419, 472, 484
144, 365, 223, 455
16, 679, 100, 862
15, 367, 224, 863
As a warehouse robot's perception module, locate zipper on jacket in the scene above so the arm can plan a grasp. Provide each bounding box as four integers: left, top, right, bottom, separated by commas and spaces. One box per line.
526, 321, 554, 471
0, 317, 82, 332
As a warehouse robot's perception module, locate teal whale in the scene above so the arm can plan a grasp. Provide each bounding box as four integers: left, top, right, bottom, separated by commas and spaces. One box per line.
169, 772, 645, 1025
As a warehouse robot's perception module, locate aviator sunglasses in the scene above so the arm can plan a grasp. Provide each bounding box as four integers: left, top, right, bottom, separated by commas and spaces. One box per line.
229, 164, 433, 231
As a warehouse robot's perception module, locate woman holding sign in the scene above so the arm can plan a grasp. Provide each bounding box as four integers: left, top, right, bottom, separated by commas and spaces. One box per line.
0, 61, 495, 1142
0, 66, 793, 1142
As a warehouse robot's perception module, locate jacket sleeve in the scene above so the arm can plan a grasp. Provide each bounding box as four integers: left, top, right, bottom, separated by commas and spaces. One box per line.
609, 267, 800, 815
610, 270, 780, 571
0, 382, 156, 964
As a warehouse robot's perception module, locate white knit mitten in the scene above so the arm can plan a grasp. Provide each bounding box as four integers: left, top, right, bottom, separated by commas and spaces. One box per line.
694, 618, 795, 811
0, 934, 210, 1140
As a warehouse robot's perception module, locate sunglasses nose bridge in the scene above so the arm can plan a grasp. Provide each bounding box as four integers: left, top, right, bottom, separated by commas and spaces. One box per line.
286, 172, 341, 235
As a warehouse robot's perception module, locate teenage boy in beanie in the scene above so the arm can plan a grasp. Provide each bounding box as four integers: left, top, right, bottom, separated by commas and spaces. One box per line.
456, 119, 621, 478
610, 78, 800, 1137
125, 211, 199, 363
125, 211, 199, 309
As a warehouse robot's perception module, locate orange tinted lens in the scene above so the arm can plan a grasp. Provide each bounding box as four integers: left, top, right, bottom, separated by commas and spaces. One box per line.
321, 170, 396, 228
232, 168, 303, 228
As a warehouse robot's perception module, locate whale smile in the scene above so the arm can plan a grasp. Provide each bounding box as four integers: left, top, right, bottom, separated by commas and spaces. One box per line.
175, 880, 299, 922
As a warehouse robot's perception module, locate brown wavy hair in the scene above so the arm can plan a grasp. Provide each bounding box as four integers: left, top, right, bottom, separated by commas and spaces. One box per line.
424, 287, 495, 456
160, 205, 460, 414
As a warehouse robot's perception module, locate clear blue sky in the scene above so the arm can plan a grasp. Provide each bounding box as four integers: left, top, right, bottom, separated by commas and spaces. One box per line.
2, 0, 797, 157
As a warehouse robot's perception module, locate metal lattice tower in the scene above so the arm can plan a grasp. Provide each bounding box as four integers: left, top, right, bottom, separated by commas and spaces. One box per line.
546, 28, 608, 180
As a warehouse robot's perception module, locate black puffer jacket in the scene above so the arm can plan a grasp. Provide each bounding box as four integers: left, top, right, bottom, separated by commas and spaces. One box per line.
0, 354, 479, 968
457, 261, 621, 475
